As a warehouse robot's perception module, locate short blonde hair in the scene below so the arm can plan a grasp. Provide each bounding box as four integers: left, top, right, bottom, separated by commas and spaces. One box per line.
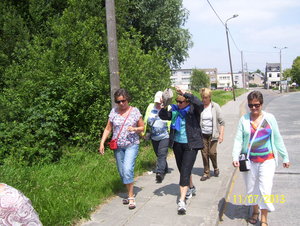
200, 88, 212, 98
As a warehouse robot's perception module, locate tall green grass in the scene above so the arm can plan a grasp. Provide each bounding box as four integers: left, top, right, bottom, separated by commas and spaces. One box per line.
0, 142, 157, 225
0, 88, 245, 225
192, 88, 246, 107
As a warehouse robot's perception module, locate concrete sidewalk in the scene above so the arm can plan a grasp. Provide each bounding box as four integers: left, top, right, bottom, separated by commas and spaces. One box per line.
80, 92, 249, 226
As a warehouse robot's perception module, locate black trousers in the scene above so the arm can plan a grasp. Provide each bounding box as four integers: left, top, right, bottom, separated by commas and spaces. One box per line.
151, 138, 169, 174
173, 142, 198, 186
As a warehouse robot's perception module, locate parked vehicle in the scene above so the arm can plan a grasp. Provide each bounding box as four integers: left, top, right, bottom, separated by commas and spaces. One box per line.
223, 87, 229, 91
211, 86, 216, 90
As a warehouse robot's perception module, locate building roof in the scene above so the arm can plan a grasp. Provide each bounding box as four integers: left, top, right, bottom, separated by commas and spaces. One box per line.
266, 63, 280, 67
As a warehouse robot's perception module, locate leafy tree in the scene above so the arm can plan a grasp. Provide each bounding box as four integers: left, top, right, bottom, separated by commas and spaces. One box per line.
290, 56, 300, 84
283, 68, 292, 80
190, 68, 210, 91
0, 0, 172, 165
253, 68, 264, 76
125, 0, 193, 69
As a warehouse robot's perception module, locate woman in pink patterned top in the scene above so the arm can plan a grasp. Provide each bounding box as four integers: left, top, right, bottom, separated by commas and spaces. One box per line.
0, 183, 42, 225
99, 89, 144, 210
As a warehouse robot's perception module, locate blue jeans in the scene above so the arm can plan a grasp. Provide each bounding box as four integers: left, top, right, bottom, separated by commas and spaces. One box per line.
114, 144, 139, 184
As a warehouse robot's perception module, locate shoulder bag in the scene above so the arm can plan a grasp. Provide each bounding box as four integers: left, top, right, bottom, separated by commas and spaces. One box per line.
239, 116, 264, 172
108, 107, 132, 150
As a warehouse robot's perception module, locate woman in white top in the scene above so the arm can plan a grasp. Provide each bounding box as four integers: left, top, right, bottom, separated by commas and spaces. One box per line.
199, 88, 225, 181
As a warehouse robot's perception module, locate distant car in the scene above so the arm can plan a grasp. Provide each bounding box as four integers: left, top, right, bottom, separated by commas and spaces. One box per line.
211, 86, 216, 90
231, 87, 233, 91
223, 87, 229, 91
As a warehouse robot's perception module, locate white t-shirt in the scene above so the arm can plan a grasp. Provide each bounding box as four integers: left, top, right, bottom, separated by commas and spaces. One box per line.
202, 103, 213, 134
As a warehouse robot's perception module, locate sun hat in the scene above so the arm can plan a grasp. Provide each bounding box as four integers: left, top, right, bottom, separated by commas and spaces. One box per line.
154, 91, 163, 103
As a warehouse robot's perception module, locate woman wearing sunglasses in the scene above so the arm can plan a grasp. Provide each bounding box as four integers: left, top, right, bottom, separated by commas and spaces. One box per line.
232, 91, 290, 226
159, 86, 204, 214
99, 89, 144, 210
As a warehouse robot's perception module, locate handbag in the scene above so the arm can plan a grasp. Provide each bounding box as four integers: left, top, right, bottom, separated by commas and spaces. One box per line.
144, 115, 158, 141
108, 107, 132, 150
239, 116, 265, 172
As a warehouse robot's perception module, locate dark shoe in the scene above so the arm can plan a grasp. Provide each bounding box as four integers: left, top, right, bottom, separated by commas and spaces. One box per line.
200, 175, 210, 181
249, 212, 260, 224
156, 173, 163, 182
164, 167, 169, 174
214, 168, 220, 176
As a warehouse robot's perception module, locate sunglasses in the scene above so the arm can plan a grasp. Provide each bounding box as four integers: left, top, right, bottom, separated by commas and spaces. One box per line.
116, 99, 127, 104
248, 103, 261, 108
176, 100, 185, 104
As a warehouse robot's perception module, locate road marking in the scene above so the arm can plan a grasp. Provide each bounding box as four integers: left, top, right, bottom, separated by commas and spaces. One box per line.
219, 99, 248, 224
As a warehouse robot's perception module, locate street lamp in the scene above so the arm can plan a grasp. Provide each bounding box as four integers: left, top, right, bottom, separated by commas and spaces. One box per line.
274, 46, 287, 93
225, 14, 238, 101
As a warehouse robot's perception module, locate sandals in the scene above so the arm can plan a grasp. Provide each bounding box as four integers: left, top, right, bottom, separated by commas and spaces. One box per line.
128, 197, 136, 210
249, 212, 260, 224
123, 194, 135, 205
261, 222, 268, 226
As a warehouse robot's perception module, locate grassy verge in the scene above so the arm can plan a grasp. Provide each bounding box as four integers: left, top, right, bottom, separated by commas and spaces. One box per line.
0, 141, 157, 225
0, 88, 246, 225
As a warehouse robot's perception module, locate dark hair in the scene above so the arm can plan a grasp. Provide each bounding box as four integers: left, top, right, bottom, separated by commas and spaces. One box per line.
247, 91, 264, 104
114, 89, 131, 103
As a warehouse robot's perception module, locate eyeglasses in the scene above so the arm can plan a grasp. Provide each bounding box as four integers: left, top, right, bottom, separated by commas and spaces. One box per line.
176, 100, 185, 104
248, 103, 261, 108
116, 99, 127, 104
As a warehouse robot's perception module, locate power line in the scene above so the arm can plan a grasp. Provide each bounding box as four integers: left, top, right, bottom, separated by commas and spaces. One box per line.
207, 0, 240, 52
228, 30, 240, 52
207, 0, 224, 26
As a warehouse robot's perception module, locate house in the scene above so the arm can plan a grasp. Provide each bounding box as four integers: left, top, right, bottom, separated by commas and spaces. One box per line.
249, 73, 264, 86
264, 63, 280, 89
170, 68, 218, 90
217, 72, 248, 89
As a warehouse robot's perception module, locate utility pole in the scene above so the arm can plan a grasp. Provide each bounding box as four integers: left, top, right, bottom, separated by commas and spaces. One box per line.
225, 14, 238, 101
241, 51, 245, 93
106, 0, 120, 108
274, 47, 288, 93
245, 63, 248, 89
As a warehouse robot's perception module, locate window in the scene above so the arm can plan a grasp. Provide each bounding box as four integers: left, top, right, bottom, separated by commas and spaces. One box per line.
182, 78, 190, 82
277, 73, 280, 77
183, 71, 191, 75
235, 76, 239, 80
210, 77, 216, 82
269, 74, 272, 77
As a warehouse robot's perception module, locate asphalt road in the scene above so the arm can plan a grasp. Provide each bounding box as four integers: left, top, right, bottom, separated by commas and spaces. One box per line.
220, 89, 300, 226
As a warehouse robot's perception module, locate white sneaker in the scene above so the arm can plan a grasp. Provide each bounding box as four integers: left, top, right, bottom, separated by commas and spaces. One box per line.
185, 186, 196, 199
177, 199, 186, 214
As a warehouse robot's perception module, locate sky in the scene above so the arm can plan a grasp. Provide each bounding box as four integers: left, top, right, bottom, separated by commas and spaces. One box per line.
181, 0, 300, 73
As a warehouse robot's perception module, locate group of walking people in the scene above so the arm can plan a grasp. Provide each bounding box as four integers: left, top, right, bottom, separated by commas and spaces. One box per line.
99, 86, 225, 213
99, 87, 290, 225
